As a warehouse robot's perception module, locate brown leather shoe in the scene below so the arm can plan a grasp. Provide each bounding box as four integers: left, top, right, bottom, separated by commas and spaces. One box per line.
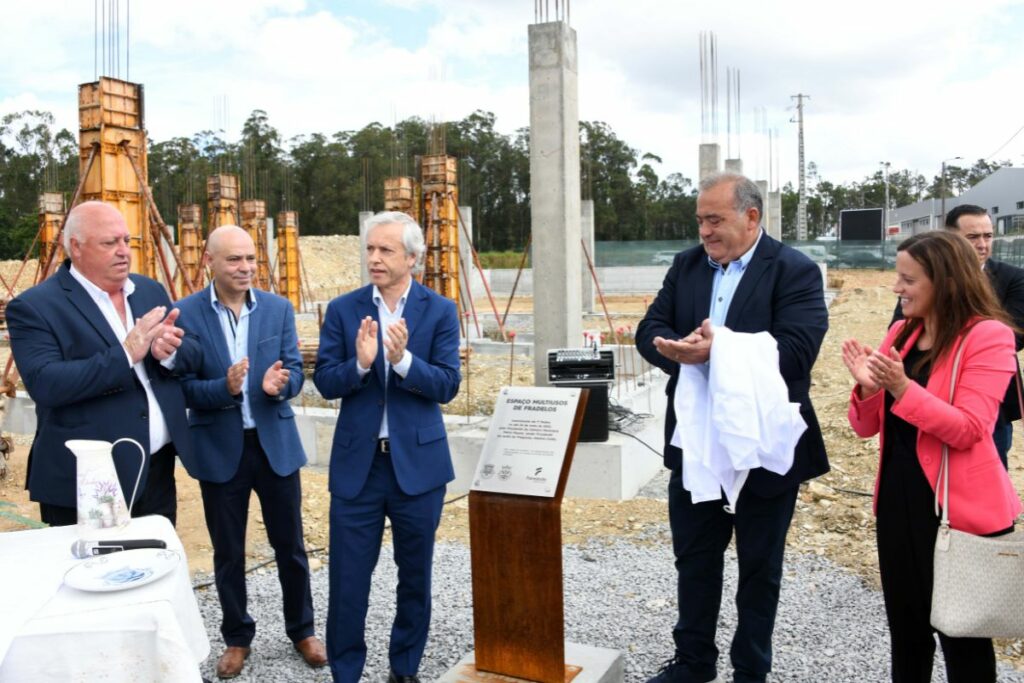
215, 646, 250, 679
294, 635, 328, 668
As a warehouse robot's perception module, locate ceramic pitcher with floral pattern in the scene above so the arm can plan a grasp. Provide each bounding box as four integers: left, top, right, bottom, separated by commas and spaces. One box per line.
65, 439, 146, 537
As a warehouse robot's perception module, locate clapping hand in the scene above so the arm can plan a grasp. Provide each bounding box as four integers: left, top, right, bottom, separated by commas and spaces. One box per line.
841, 339, 881, 397
124, 306, 168, 364
866, 346, 911, 400
150, 308, 185, 361
226, 358, 249, 395
384, 319, 408, 366
262, 360, 290, 396
355, 316, 379, 370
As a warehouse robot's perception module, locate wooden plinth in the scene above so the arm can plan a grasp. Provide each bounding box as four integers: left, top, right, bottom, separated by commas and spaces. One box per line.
468, 389, 589, 683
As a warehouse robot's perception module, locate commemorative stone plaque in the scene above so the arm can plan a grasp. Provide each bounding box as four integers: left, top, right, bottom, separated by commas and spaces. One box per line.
471, 386, 580, 498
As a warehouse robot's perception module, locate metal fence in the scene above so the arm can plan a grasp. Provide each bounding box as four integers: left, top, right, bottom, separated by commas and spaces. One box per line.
594, 237, 1024, 270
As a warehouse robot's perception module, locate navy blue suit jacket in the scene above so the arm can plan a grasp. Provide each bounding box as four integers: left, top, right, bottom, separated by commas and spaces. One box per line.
6, 262, 199, 507
313, 281, 461, 499
174, 287, 306, 483
635, 233, 830, 496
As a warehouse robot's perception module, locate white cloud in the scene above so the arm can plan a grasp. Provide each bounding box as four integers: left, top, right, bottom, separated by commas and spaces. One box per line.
2, 0, 1023, 192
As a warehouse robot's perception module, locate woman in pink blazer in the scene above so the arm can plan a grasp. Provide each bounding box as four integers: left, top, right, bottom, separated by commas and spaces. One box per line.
843, 230, 1021, 683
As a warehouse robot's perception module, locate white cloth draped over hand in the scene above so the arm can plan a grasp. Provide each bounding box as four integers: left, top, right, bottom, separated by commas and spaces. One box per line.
671, 326, 805, 511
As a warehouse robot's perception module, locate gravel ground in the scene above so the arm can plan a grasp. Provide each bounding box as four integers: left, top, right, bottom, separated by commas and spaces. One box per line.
192, 518, 1024, 682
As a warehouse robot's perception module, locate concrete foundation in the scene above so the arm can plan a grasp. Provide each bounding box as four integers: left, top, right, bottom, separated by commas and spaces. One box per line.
529, 21, 583, 386
2, 370, 668, 501
437, 642, 624, 683
581, 199, 596, 314
699, 143, 721, 181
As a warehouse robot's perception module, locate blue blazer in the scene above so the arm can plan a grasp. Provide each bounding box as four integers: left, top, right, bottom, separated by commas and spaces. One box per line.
635, 233, 830, 496
314, 281, 461, 499
175, 287, 306, 483
6, 262, 200, 507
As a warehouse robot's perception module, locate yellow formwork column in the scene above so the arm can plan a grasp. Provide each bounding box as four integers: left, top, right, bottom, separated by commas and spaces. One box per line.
383, 176, 420, 223
177, 204, 203, 291
241, 199, 271, 291
207, 175, 239, 232
420, 154, 459, 304
276, 211, 301, 310
37, 193, 65, 281
78, 77, 153, 278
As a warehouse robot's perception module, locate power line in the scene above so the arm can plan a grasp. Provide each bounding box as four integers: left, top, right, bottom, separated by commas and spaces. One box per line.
986, 122, 1024, 160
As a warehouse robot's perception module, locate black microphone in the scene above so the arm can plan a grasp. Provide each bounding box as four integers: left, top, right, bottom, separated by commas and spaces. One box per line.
71, 538, 168, 558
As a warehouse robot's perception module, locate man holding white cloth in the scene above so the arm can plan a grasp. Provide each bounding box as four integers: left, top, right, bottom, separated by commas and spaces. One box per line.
636, 173, 829, 683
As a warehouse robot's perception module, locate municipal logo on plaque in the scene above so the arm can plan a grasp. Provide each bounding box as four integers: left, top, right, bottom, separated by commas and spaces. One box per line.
498, 465, 513, 481
481, 464, 495, 479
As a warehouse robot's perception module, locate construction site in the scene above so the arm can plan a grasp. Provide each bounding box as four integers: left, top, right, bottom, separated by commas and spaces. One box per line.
3, 3, 1024, 681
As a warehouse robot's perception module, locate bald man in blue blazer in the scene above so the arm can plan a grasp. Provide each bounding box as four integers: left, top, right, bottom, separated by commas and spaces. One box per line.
175, 226, 326, 679
314, 211, 461, 683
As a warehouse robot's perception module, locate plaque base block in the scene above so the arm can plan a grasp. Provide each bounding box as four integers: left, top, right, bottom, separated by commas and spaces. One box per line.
437, 643, 623, 683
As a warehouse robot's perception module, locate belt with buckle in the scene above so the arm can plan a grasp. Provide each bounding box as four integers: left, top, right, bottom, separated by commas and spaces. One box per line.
377, 438, 390, 454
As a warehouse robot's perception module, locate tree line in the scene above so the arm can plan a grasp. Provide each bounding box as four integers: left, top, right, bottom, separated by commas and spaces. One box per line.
0, 108, 1011, 261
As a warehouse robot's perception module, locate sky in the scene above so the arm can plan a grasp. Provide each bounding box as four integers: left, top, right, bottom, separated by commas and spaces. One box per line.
2, 0, 1024, 191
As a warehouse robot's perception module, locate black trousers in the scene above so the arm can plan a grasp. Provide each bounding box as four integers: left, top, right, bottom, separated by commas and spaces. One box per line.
876, 452, 996, 683
667, 469, 799, 683
199, 430, 314, 647
39, 443, 178, 527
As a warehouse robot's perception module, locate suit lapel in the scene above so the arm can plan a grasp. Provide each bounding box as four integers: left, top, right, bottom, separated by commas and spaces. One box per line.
691, 262, 714, 325
243, 291, 264, 393
725, 235, 774, 329
402, 281, 427, 341
59, 265, 121, 349
198, 287, 233, 371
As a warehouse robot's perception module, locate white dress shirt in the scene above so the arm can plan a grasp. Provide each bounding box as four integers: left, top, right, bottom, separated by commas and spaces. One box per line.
209, 285, 257, 429
356, 281, 414, 439
68, 265, 171, 454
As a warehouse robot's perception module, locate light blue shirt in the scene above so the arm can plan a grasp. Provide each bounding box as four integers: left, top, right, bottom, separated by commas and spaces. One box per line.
210, 285, 258, 429
356, 282, 414, 439
708, 230, 763, 326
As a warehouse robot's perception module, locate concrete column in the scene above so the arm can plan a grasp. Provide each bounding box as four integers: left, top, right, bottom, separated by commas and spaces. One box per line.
724, 158, 743, 174
755, 180, 771, 238
768, 190, 782, 241
581, 199, 595, 313
529, 20, 583, 386
358, 210, 373, 286
699, 144, 721, 181
458, 206, 479, 337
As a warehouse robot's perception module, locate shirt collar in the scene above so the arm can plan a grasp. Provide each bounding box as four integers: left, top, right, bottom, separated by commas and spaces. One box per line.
69, 263, 135, 301
209, 283, 255, 312
707, 229, 763, 272
372, 281, 413, 309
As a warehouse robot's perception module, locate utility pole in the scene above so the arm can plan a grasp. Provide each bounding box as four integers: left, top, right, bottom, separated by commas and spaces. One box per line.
791, 94, 810, 240
881, 161, 891, 233
939, 156, 962, 228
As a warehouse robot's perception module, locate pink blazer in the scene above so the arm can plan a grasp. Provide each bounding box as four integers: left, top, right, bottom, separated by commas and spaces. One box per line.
848, 318, 1022, 535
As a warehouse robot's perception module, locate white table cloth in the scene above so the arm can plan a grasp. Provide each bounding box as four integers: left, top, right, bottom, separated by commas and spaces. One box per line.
0, 515, 209, 682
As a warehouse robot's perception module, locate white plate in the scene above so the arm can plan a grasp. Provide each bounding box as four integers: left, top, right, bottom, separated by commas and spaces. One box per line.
64, 548, 180, 592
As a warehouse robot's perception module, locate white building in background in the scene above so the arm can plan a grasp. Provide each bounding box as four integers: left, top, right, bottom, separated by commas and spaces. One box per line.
888, 167, 1024, 237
